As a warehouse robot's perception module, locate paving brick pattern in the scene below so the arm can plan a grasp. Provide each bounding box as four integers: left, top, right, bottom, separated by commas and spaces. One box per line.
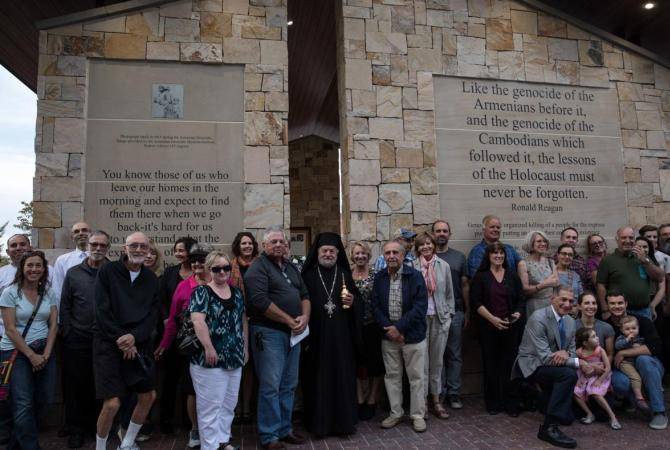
40, 395, 669, 449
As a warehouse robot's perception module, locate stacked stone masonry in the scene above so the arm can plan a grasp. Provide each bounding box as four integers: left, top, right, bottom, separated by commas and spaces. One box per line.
338, 0, 670, 257
33, 0, 289, 261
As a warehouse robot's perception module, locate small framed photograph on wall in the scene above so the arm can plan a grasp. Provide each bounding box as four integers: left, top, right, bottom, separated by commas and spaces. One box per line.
290, 227, 311, 257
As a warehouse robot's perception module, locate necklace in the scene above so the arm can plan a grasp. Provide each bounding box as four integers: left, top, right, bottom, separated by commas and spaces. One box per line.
353, 267, 368, 281
317, 265, 338, 318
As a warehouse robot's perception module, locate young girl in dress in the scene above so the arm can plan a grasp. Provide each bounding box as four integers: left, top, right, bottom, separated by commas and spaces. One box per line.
573, 327, 621, 430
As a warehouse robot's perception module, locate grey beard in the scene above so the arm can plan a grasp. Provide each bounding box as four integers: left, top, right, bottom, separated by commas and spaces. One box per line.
318, 258, 336, 268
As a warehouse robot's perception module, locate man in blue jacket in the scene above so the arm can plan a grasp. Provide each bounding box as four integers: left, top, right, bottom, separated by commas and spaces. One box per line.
372, 239, 428, 433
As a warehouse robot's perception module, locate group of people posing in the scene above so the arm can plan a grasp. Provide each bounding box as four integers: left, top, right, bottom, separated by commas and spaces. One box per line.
0, 215, 668, 450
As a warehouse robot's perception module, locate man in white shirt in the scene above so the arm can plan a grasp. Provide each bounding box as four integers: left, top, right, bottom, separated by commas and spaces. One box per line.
0, 234, 32, 296
52, 222, 91, 302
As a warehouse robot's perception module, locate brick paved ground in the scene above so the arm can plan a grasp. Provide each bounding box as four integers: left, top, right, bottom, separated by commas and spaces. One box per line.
39, 395, 669, 450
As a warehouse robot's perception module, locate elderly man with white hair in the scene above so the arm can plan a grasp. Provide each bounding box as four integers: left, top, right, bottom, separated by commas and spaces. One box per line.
93, 232, 159, 450
244, 226, 310, 450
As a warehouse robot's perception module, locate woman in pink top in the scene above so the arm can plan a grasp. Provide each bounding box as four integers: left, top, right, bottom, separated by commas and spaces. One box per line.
155, 244, 212, 448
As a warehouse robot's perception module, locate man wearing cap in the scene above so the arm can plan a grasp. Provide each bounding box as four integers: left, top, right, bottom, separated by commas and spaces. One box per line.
373, 228, 416, 272
467, 215, 523, 277
300, 232, 361, 437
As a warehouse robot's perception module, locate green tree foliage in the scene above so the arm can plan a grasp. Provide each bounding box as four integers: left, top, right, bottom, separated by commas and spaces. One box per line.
15, 201, 32, 232
0, 221, 8, 267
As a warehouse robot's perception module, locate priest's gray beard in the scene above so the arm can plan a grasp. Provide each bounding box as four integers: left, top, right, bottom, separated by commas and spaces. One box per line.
318, 256, 336, 268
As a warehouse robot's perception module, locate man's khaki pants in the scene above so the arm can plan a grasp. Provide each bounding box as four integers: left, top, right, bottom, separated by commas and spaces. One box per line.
381, 339, 427, 420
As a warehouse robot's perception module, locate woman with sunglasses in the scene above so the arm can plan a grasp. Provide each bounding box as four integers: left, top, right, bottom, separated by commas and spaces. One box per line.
0, 251, 58, 450
586, 234, 608, 291
556, 244, 583, 303
155, 244, 212, 448
190, 251, 247, 450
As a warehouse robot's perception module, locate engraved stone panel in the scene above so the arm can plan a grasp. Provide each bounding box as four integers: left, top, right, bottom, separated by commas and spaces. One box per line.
434, 76, 627, 252
86, 60, 244, 259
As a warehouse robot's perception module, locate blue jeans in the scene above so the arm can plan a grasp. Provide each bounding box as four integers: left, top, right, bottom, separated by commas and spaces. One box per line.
251, 325, 300, 445
628, 307, 652, 321
611, 355, 665, 413
2, 345, 56, 450
442, 309, 464, 396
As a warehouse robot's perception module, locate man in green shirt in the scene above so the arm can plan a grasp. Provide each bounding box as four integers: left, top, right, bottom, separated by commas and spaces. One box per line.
596, 227, 664, 320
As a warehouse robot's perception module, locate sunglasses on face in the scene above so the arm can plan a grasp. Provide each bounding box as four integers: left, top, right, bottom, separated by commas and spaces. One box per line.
211, 265, 232, 273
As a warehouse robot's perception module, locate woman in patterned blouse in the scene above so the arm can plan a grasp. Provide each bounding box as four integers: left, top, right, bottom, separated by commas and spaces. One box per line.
189, 251, 247, 450
350, 241, 384, 421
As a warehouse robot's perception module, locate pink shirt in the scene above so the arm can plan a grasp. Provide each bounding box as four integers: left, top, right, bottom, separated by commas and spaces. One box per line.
159, 275, 200, 350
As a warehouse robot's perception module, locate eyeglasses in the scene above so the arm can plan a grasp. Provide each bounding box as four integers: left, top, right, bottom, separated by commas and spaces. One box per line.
211, 265, 232, 273
591, 241, 605, 247
558, 252, 574, 257
127, 243, 149, 250
190, 259, 206, 266
89, 243, 109, 249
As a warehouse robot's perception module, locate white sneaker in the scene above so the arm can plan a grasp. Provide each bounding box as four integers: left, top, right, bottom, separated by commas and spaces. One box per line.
117, 444, 139, 450
187, 430, 200, 448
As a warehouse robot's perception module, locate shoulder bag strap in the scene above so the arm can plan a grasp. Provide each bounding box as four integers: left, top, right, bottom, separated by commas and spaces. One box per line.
21, 293, 45, 339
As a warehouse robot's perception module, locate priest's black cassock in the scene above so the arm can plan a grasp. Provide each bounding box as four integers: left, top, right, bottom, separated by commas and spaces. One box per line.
300, 233, 362, 437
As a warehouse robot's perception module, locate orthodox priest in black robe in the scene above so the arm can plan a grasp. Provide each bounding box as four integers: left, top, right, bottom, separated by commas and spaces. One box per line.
300, 232, 362, 437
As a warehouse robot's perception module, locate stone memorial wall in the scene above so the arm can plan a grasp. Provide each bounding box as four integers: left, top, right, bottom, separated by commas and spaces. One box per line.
434, 76, 626, 251
337, 0, 670, 259
32, 0, 289, 262
85, 60, 244, 259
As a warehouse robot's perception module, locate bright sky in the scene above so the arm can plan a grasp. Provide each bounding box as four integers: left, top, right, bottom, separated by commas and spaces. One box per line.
0, 66, 36, 238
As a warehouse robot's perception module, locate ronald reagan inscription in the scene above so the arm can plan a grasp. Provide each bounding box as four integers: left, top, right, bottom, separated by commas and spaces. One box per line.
434, 76, 626, 251
85, 60, 244, 260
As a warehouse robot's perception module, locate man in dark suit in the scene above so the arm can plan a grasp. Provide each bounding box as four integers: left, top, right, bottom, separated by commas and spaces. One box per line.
515, 285, 592, 448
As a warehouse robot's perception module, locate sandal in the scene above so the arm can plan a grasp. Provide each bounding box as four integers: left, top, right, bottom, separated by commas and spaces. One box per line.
580, 414, 595, 424
431, 401, 450, 419
610, 420, 622, 430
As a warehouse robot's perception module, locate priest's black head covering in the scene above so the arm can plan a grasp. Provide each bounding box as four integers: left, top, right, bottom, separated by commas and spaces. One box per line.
301, 232, 351, 274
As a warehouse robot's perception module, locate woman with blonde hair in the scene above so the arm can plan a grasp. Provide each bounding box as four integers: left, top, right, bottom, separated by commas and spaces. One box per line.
518, 230, 558, 317
349, 241, 383, 420
144, 239, 163, 275
190, 250, 247, 450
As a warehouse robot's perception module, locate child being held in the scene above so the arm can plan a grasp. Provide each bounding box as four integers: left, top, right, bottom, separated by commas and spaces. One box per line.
574, 327, 621, 430
614, 315, 650, 411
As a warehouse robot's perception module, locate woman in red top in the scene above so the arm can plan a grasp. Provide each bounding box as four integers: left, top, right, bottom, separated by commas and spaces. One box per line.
155, 244, 212, 448
228, 232, 259, 424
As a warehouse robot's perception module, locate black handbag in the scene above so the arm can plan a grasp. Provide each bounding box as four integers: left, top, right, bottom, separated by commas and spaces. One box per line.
176, 308, 201, 357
